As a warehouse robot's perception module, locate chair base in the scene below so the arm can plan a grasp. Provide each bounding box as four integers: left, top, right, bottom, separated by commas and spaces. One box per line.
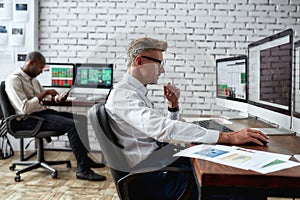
10, 159, 71, 182
9, 138, 72, 182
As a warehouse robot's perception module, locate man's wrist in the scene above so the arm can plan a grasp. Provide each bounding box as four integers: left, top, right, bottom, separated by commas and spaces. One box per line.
168, 101, 178, 108
168, 101, 179, 112
218, 132, 230, 144
168, 107, 179, 112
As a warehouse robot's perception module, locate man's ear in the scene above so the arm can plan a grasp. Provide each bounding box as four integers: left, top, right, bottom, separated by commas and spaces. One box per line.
23, 60, 34, 70
134, 56, 142, 67
28, 60, 35, 66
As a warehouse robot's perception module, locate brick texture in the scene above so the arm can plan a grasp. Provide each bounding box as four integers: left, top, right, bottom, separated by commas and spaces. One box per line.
39, 0, 299, 149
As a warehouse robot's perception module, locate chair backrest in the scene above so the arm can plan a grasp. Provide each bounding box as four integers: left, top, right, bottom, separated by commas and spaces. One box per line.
0, 100, 3, 119
0, 103, 5, 135
0, 81, 15, 159
88, 102, 131, 182
95, 102, 124, 149
0, 81, 16, 119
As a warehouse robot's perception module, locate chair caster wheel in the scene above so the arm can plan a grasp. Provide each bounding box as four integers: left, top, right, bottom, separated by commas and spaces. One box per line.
51, 171, 58, 179
9, 164, 15, 171
14, 175, 21, 182
67, 162, 71, 168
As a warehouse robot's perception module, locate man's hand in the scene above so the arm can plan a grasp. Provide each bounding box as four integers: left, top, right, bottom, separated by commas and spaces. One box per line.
38, 89, 58, 102
46, 89, 58, 96
218, 128, 269, 146
164, 83, 180, 108
54, 91, 69, 103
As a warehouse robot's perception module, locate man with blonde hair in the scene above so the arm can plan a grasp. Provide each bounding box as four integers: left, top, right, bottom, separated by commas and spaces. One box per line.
106, 37, 268, 199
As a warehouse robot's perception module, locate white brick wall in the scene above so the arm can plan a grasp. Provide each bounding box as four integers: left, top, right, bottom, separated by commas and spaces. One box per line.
38, 0, 299, 149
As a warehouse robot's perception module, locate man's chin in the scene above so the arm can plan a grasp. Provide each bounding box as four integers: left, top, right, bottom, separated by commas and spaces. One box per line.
149, 80, 158, 85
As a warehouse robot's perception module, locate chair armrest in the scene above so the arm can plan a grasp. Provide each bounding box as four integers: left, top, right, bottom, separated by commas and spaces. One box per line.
6, 114, 45, 137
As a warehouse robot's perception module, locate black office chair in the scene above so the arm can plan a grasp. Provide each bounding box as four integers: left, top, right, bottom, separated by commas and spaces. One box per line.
0, 104, 14, 159
0, 81, 71, 182
88, 102, 194, 200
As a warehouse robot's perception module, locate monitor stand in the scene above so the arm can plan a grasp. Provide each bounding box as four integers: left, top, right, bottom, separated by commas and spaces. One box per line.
220, 112, 248, 120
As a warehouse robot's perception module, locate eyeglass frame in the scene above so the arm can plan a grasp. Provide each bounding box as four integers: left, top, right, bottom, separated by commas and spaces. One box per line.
141, 55, 165, 67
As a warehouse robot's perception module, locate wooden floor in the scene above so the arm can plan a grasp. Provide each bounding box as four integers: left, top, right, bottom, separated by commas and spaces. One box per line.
0, 151, 297, 200
0, 151, 119, 200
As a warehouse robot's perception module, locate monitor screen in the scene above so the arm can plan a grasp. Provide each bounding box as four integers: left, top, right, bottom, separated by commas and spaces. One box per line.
248, 29, 293, 116
216, 55, 247, 103
74, 63, 113, 89
292, 40, 300, 134
36, 63, 74, 87
294, 40, 300, 117
247, 29, 293, 129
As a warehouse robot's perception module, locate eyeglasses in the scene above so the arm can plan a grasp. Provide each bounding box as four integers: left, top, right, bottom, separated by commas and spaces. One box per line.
141, 56, 164, 67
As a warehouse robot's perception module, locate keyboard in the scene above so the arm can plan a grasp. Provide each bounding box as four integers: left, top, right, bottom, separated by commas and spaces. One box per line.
66, 96, 77, 101
193, 119, 234, 132
86, 95, 105, 101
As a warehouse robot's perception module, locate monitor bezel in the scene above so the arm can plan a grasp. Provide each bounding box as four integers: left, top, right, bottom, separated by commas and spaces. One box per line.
294, 40, 300, 118
74, 63, 113, 89
39, 62, 75, 88
216, 55, 248, 103
247, 29, 294, 116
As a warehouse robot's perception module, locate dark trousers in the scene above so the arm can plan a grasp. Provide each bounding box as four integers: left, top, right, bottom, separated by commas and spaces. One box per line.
19, 109, 91, 172
127, 157, 199, 200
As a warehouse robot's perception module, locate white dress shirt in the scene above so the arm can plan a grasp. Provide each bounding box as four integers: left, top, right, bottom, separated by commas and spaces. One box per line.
5, 68, 46, 115
105, 73, 220, 167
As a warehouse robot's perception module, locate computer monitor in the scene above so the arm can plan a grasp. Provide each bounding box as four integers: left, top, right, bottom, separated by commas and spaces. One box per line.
216, 55, 248, 119
73, 63, 113, 95
36, 63, 75, 88
292, 40, 300, 135
247, 29, 293, 129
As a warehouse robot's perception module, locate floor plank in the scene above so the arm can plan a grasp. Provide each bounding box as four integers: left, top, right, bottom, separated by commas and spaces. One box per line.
0, 151, 118, 200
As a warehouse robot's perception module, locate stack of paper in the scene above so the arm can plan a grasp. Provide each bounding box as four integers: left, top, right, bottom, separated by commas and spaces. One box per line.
174, 144, 300, 174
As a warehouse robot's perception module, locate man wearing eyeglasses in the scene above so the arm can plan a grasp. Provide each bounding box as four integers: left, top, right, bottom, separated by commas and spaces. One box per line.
105, 37, 268, 199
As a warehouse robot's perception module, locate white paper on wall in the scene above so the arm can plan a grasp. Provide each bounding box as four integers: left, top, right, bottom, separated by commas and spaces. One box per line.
13, 0, 29, 22
0, 0, 13, 20
0, 24, 9, 45
10, 24, 24, 46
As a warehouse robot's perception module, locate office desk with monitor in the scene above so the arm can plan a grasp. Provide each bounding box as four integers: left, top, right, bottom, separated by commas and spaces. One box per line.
189, 117, 300, 199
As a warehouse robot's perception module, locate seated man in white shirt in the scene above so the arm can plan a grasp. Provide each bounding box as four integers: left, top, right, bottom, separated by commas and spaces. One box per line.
5, 51, 106, 181
105, 37, 269, 199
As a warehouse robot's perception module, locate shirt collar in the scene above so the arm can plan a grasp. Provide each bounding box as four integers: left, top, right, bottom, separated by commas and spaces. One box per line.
17, 67, 32, 80
124, 73, 148, 96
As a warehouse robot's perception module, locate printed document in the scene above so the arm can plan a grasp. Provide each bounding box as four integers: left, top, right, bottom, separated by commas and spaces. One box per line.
174, 144, 300, 174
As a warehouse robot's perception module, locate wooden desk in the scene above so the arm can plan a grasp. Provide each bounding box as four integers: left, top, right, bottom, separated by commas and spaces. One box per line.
42, 99, 103, 107
191, 117, 300, 199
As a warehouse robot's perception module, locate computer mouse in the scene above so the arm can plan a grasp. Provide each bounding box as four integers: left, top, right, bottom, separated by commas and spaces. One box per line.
245, 140, 268, 146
